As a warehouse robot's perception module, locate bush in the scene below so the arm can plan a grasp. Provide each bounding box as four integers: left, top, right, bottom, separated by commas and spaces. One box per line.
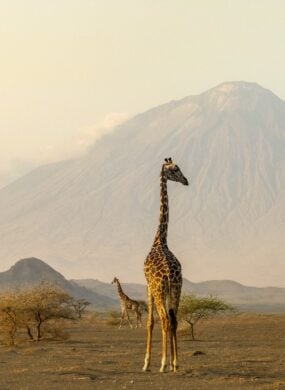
178, 294, 234, 340
106, 310, 121, 326
0, 283, 74, 344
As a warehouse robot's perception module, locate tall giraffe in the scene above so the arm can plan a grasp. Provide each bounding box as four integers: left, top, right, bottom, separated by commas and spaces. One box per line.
142, 158, 189, 373
112, 277, 142, 328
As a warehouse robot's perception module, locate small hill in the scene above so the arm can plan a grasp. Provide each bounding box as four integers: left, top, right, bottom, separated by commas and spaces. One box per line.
0, 258, 117, 310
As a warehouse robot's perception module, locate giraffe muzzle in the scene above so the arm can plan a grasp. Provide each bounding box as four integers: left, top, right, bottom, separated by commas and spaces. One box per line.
183, 177, 189, 186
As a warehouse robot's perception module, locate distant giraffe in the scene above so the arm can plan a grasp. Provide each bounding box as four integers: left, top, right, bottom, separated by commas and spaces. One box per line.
112, 277, 142, 328
142, 158, 189, 373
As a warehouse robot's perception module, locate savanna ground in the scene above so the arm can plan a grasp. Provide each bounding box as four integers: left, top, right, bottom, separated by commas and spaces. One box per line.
0, 312, 284, 389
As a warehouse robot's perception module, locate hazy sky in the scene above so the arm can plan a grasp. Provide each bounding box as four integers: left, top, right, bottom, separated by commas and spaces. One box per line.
1, 0, 285, 187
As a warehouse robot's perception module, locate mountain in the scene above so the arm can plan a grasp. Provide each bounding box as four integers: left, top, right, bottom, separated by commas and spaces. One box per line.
75, 277, 285, 308
0, 258, 117, 310
2, 257, 284, 312
0, 81, 284, 286
73, 279, 148, 301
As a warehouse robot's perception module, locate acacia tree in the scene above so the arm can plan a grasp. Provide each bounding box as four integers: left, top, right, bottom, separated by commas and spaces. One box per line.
178, 294, 234, 340
0, 292, 20, 345
0, 283, 74, 344
71, 299, 90, 319
20, 283, 74, 341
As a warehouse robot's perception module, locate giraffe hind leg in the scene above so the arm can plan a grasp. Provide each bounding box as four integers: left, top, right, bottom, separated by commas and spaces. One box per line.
156, 304, 169, 373
119, 310, 125, 329
135, 309, 142, 328
142, 292, 154, 371
168, 287, 181, 372
126, 310, 133, 329
169, 308, 178, 372
138, 311, 142, 327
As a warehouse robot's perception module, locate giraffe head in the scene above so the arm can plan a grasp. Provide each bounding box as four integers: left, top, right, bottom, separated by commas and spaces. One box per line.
111, 277, 119, 285
163, 158, 189, 186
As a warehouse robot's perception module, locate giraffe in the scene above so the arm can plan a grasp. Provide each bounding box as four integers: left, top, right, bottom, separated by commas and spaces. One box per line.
142, 157, 189, 373
112, 277, 142, 329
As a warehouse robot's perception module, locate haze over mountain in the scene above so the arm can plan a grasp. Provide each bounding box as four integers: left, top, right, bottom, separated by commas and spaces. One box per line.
0, 82, 284, 286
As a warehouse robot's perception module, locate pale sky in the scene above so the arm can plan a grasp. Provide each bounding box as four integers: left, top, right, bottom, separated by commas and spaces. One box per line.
1, 0, 285, 187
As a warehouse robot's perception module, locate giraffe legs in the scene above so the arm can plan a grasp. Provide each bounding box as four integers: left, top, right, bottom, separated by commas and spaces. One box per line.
169, 289, 180, 371
125, 310, 133, 328
119, 310, 125, 329
156, 304, 169, 373
142, 291, 154, 371
135, 310, 142, 328
169, 308, 178, 372
119, 309, 133, 329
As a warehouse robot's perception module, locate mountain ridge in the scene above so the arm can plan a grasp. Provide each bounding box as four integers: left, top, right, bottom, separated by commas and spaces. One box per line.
0, 81, 284, 286
1, 258, 285, 310
0, 257, 117, 310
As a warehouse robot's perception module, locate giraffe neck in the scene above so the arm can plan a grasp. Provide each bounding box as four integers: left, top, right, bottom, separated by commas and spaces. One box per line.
153, 169, 169, 246
116, 280, 127, 301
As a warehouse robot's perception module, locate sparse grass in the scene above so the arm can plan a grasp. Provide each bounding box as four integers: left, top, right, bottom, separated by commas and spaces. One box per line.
87, 310, 100, 324
0, 313, 284, 389
43, 320, 71, 341
106, 310, 121, 326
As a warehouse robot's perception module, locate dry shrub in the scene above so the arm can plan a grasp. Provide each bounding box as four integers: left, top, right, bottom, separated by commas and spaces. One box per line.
88, 311, 99, 324
106, 310, 121, 326
0, 283, 74, 344
43, 320, 70, 341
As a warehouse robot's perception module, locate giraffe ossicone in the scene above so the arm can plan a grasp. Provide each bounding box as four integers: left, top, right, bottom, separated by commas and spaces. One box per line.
142, 157, 189, 373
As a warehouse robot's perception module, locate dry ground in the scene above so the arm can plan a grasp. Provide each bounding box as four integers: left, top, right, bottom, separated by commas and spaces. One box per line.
0, 313, 284, 389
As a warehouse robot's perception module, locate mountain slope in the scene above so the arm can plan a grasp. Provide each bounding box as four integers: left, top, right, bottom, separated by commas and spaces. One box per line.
0, 258, 117, 310
0, 82, 284, 286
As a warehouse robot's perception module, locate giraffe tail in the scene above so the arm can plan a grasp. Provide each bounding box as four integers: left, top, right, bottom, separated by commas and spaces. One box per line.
168, 308, 177, 333
167, 280, 177, 333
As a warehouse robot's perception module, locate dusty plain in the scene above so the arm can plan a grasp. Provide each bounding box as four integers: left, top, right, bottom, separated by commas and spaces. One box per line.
0, 313, 284, 389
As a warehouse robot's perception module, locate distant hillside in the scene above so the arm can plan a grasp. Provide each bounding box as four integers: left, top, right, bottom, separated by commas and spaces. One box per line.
75, 277, 285, 310
72, 278, 147, 301
182, 279, 285, 305
0, 258, 117, 310
2, 258, 284, 312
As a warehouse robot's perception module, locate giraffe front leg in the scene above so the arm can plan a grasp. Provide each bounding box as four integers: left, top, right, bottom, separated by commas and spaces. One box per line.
159, 314, 169, 373
169, 327, 174, 372
126, 310, 133, 329
142, 293, 154, 371
169, 316, 178, 372
119, 310, 125, 329
138, 311, 142, 328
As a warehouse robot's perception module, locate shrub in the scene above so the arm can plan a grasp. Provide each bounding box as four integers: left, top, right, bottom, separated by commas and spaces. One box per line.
178, 294, 234, 340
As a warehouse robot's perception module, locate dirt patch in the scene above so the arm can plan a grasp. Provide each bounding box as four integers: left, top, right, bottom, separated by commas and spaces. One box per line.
0, 313, 284, 389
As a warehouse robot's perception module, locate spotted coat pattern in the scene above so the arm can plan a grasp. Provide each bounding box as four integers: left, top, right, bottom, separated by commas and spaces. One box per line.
142, 158, 189, 373
112, 277, 142, 328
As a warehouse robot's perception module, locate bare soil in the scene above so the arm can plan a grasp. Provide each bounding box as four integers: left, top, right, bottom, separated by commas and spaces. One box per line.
0, 313, 284, 389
